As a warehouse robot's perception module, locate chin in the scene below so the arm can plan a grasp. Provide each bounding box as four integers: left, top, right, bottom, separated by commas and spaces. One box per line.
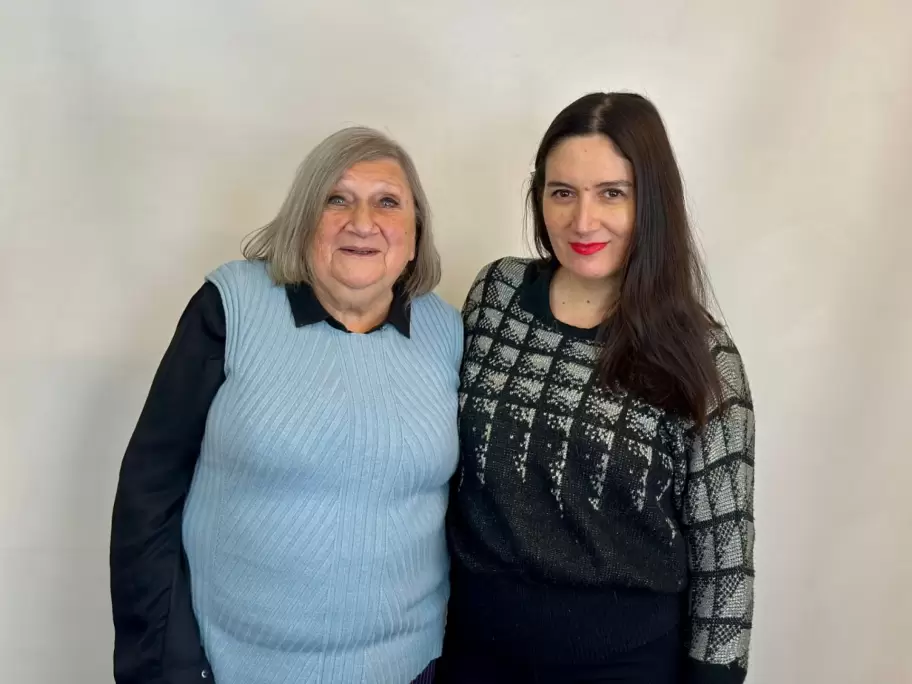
562, 257, 620, 283
331, 263, 385, 289
339, 277, 385, 291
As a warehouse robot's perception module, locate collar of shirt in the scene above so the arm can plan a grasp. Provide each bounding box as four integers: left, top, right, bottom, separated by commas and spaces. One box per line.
519, 258, 600, 341
284, 281, 411, 338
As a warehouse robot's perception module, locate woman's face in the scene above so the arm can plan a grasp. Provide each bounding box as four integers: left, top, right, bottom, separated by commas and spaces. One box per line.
541, 134, 636, 283
311, 158, 417, 297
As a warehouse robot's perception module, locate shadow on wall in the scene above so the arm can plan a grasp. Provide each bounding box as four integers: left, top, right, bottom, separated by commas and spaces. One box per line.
41, 229, 233, 682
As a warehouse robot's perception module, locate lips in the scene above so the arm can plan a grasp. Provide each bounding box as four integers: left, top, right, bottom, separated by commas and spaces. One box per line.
569, 242, 608, 255
340, 247, 380, 256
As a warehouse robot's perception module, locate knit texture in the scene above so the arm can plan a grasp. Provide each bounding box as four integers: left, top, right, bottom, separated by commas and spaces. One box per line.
181, 260, 462, 684
448, 258, 754, 682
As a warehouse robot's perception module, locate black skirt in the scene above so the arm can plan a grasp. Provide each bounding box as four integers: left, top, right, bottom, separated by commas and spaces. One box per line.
436, 625, 682, 684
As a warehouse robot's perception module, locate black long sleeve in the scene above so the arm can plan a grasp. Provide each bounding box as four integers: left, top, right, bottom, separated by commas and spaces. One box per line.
110, 282, 225, 684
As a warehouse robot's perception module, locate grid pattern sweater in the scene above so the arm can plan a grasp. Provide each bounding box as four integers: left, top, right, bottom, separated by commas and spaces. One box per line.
181, 260, 463, 684
447, 258, 755, 683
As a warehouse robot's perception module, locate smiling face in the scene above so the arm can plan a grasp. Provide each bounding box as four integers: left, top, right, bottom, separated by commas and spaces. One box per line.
541, 134, 636, 284
310, 158, 417, 300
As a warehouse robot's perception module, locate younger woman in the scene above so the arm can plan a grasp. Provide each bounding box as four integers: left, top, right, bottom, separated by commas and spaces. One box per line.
441, 93, 755, 684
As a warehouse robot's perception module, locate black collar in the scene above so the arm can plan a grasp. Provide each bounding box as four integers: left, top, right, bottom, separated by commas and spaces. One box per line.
284, 282, 411, 337
519, 259, 600, 341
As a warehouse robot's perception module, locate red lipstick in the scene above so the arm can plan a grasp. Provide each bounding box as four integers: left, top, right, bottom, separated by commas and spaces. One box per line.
569, 242, 608, 255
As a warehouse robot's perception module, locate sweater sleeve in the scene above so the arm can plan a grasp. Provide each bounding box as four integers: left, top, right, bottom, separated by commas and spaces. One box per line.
682, 328, 756, 684
110, 282, 225, 684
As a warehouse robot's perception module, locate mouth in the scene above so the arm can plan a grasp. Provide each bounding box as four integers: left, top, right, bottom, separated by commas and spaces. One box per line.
339, 247, 381, 257
569, 242, 608, 255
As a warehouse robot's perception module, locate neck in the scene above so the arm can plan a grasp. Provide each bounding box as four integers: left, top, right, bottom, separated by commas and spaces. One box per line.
314, 283, 393, 333
549, 266, 618, 329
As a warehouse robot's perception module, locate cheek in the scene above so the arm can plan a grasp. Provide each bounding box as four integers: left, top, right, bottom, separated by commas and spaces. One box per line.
617, 205, 636, 238
381, 216, 416, 251
314, 212, 338, 244
312, 215, 342, 265
613, 195, 636, 229
542, 202, 571, 236
598, 204, 635, 245
314, 213, 342, 244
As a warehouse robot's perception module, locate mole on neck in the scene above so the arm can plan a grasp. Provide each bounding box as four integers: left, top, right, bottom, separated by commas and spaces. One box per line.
549, 265, 617, 329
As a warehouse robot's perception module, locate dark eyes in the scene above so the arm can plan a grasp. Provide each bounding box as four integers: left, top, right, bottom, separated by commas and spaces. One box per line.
549, 188, 626, 200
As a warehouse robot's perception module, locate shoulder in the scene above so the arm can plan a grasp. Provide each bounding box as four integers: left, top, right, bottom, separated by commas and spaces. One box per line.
205, 259, 271, 293
707, 324, 743, 366
411, 292, 462, 333
203, 260, 280, 334
464, 256, 533, 309
472, 256, 532, 289
706, 323, 752, 407
410, 292, 464, 365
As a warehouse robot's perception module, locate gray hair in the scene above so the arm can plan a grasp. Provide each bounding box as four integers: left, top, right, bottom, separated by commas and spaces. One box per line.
243, 126, 441, 297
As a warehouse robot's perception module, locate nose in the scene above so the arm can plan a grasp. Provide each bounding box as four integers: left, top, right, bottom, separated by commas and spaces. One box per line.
348, 201, 376, 237
573, 195, 599, 235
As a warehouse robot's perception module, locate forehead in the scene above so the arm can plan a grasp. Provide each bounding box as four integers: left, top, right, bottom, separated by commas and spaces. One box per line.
337, 158, 409, 189
545, 134, 633, 182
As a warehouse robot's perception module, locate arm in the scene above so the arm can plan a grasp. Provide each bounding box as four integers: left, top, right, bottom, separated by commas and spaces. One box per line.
110, 283, 225, 684
682, 331, 755, 684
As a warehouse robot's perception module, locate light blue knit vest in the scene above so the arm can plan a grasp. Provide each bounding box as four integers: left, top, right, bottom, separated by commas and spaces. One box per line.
182, 260, 462, 684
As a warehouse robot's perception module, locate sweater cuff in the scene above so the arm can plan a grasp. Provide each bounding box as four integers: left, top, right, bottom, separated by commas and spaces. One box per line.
684, 658, 747, 684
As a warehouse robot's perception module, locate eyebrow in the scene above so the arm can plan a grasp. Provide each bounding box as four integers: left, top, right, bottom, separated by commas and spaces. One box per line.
334, 180, 405, 194
545, 180, 634, 189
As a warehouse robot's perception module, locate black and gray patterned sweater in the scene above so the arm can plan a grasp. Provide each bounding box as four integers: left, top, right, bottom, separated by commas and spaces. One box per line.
445, 257, 755, 684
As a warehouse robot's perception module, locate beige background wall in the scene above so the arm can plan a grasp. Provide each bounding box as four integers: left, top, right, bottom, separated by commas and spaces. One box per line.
2, 1, 910, 682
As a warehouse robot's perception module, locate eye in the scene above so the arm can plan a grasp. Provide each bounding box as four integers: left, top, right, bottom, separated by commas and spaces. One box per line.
378, 195, 400, 208
326, 194, 347, 206
603, 188, 626, 199
550, 189, 574, 200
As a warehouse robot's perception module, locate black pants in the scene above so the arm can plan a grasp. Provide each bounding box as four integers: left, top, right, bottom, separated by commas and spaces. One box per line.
436, 627, 681, 684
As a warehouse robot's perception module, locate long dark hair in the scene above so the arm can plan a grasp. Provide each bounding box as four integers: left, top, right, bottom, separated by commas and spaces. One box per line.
528, 92, 721, 424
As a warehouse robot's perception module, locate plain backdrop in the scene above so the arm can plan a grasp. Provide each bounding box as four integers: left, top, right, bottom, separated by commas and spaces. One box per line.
2, 1, 911, 682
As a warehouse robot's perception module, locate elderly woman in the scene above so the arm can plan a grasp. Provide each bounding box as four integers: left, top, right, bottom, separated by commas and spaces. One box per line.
110, 127, 462, 684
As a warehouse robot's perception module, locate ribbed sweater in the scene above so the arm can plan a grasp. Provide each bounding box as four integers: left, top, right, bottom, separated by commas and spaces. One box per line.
181, 260, 463, 684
